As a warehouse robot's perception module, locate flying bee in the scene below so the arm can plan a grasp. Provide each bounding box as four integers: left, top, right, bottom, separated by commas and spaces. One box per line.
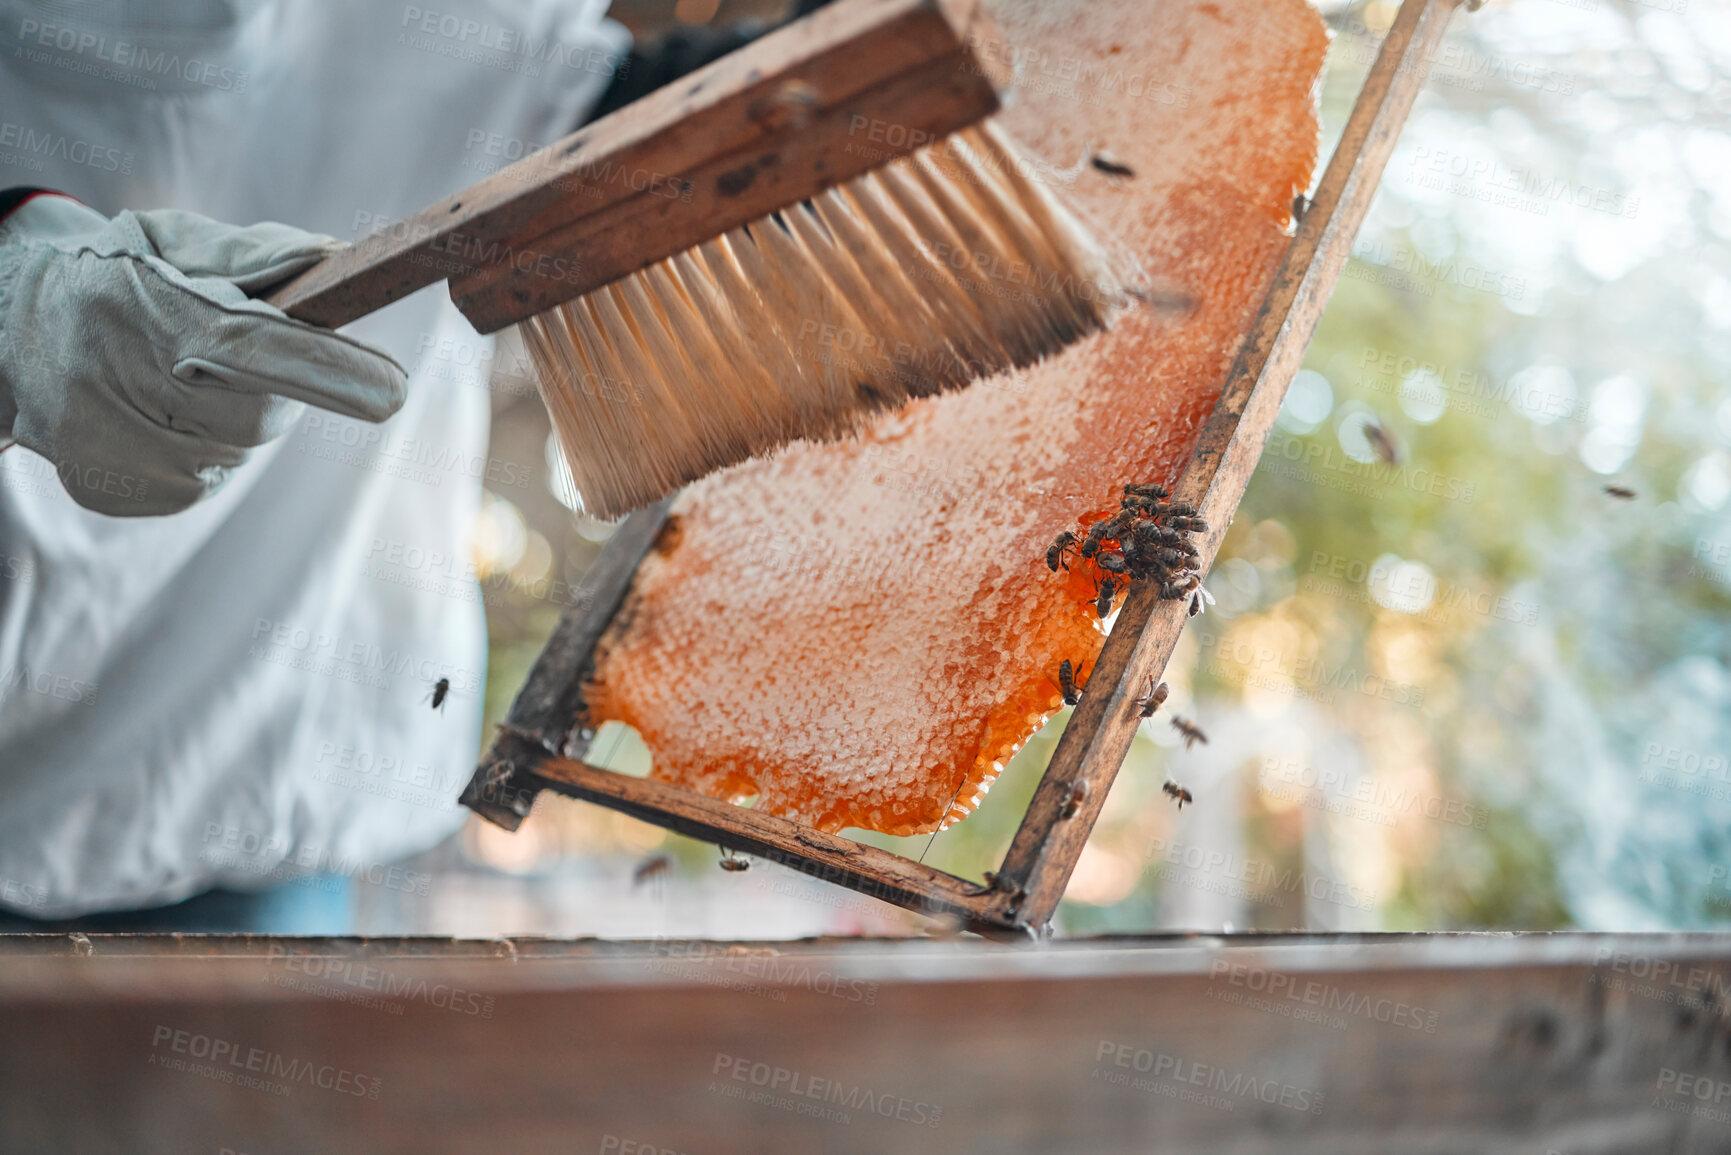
1188, 584, 1216, 617
1057, 658, 1085, 706
1163, 781, 1194, 810
719, 850, 751, 873
633, 854, 671, 886
1047, 530, 1080, 571
1134, 676, 1169, 718
1170, 715, 1208, 749
1292, 193, 1309, 223
1090, 150, 1135, 178
1094, 576, 1122, 619
1363, 420, 1401, 465
426, 676, 451, 712
1604, 484, 1637, 500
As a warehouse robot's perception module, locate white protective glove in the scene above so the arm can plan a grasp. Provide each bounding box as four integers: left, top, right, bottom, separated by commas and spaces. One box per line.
0, 194, 408, 515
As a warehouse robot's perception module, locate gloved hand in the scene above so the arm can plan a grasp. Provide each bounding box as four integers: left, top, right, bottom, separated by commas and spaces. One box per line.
0, 194, 408, 516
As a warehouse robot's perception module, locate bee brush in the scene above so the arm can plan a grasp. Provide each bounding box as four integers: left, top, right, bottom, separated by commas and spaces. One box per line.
265, 0, 1139, 519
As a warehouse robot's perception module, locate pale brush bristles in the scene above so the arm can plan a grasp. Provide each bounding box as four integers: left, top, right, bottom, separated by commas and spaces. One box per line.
524, 120, 1138, 519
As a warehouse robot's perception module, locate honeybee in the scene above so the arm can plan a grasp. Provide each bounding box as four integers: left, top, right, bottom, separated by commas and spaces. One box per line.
1188, 584, 1216, 617
1163, 781, 1194, 809
1058, 658, 1085, 706
1096, 551, 1129, 575
426, 676, 451, 712
1170, 716, 1208, 749
1082, 512, 1133, 558
633, 853, 671, 886
1091, 150, 1135, 178
1124, 482, 1170, 500
1166, 515, 1209, 534
1604, 484, 1637, 500
1292, 193, 1309, 223
1364, 420, 1401, 465
1134, 675, 1169, 718
1163, 500, 1198, 518
1158, 575, 1198, 601
1132, 522, 1181, 548
1094, 576, 1122, 619
1060, 779, 1091, 819
1047, 530, 1080, 572
719, 850, 751, 873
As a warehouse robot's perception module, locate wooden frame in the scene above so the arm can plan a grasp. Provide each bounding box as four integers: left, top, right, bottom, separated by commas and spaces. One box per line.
460, 0, 1469, 937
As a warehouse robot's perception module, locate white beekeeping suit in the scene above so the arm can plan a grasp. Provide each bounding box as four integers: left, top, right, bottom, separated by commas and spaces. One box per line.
0, 0, 627, 916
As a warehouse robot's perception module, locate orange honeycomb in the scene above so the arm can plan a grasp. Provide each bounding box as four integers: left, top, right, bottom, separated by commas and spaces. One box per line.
582, 0, 1329, 835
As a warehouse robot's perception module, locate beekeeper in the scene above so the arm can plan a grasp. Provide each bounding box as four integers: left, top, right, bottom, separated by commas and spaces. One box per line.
0, 0, 630, 920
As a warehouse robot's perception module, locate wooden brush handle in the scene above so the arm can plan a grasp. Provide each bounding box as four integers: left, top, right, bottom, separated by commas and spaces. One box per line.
265, 0, 1011, 334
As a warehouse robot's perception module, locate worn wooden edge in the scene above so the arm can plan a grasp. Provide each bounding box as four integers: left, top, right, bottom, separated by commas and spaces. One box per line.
449, 49, 1003, 332
265, 0, 1010, 330
459, 0, 1454, 937
459, 499, 673, 829
471, 730, 1021, 938
987, 0, 1467, 932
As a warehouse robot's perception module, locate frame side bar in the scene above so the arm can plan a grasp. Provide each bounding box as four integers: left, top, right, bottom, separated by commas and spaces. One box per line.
986, 0, 1465, 931
460, 499, 673, 829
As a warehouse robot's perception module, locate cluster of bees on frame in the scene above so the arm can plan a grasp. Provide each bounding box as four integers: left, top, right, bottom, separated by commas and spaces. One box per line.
1048, 483, 1211, 812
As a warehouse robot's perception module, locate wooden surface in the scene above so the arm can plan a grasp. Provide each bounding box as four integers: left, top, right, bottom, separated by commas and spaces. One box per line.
987, 0, 1467, 933
3, 932, 1730, 1153
265, 0, 1009, 332
462, 0, 1465, 939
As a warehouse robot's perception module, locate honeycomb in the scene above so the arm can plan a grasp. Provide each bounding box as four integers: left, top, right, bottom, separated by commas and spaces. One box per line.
581, 0, 1329, 835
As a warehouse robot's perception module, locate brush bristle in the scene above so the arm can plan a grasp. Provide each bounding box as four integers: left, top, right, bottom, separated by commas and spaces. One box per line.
523, 121, 1138, 519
